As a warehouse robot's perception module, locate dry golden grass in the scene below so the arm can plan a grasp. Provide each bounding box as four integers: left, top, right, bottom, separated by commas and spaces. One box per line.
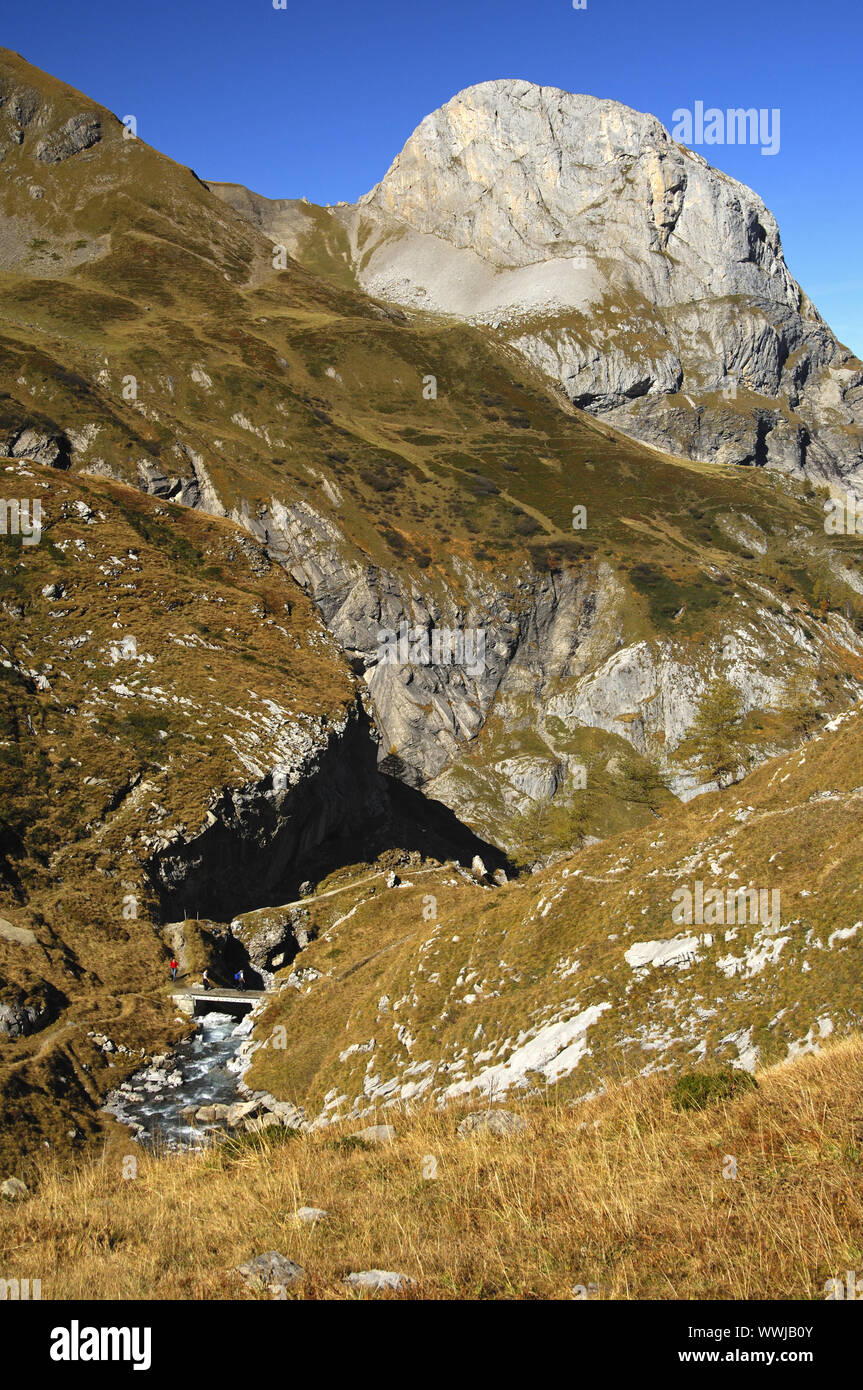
2, 1035, 861, 1301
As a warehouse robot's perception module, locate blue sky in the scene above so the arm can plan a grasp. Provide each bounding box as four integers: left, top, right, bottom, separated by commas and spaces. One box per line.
5, 0, 862, 354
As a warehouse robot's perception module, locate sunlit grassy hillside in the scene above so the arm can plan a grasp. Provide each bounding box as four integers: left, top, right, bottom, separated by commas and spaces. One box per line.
2, 1035, 860, 1300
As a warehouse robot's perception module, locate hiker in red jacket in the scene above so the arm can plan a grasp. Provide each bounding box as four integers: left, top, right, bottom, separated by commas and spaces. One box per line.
170, 959, 178, 982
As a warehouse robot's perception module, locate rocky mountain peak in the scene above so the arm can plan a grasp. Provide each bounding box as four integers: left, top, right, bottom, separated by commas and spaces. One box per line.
363, 79, 790, 289
345, 79, 861, 488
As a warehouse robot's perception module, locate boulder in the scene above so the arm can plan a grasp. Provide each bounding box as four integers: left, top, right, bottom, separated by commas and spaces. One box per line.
244, 1113, 281, 1133
233, 1252, 304, 1294
1, 1177, 29, 1200
351, 1124, 395, 1145
0, 983, 60, 1039
295, 1206, 328, 1224
194, 1104, 232, 1126
225, 1099, 264, 1128
264, 1099, 306, 1128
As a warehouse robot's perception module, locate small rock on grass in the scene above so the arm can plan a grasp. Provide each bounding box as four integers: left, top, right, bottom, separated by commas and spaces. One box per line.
244, 1113, 281, 1133
295, 1206, 328, 1224
234, 1252, 304, 1294
226, 1099, 263, 1128
1, 1177, 29, 1200
456, 1109, 527, 1138
345, 1270, 416, 1293
265, 1099, 306, 1127
351, 1124, 395, 1145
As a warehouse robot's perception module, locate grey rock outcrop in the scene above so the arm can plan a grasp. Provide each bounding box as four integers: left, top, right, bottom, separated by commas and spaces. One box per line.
229, 493, 610, 787
230, 905, 315, 987
172, 475, 863, 838
35, 112, 101, 163
351, 1123, 395, 1145
137, 453, 226, 515
0, 984, 60, 1039
4, 425, 71, 469
234, 1251, 304, 1293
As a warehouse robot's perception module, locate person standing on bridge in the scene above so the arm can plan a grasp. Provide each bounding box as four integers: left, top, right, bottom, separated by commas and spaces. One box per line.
170, 958, 178, 982
202, 969, 212, 991
233, 969, 246, 992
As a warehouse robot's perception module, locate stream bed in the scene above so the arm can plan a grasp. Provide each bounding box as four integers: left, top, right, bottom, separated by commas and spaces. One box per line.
106, 1011, 254, 1151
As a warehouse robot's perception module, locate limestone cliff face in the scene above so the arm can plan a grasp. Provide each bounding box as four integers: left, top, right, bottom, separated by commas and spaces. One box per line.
219, 490, 863, 839
345, 80, 862, 488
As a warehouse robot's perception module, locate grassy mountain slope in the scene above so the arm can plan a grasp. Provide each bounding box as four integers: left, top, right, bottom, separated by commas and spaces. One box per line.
0, 455, 361, 1165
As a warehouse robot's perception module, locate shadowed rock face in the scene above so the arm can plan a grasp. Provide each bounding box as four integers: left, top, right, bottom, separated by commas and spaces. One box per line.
145, 700, 509, 922
1, 424, 71, 470
0, 980, 63, 1038
35, 112, 101, 164
145, 700, 385, 920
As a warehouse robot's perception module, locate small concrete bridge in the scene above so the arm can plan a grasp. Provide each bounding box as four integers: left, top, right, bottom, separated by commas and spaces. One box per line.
172, 987, 266, 1018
